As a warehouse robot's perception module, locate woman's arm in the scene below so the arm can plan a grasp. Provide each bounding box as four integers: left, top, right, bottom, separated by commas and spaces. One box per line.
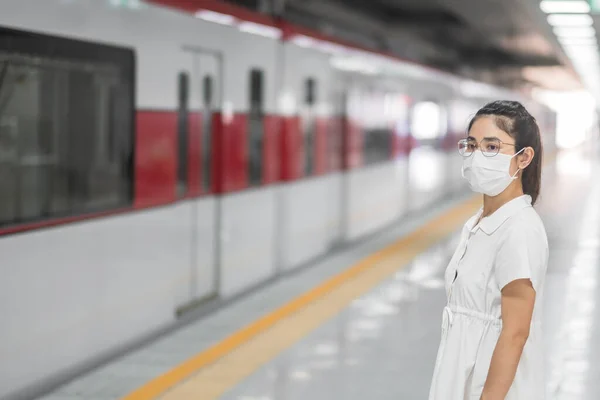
480, 278, 536, 400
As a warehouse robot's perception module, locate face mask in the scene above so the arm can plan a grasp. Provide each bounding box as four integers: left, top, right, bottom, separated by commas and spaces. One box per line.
461, 148, 525, 197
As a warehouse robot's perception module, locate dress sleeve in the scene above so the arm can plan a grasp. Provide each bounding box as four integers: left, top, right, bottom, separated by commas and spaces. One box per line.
494, 226, 539, 291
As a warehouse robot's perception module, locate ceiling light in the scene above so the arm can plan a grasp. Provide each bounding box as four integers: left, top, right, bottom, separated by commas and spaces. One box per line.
578, 65, 600, 70
564, 45, 599, 52
562, 39, 598, 45
575, 71, 599, 78
317, 42, 348, 55
554, 26, 596, 37
580, 75, 600, 83
291, 35, 316, 48
330, 57, 379, 75
566, 50, 599, 58
563, 42, 599, 49
238, 21, 281, 39
195, 10, 236, 25
558, 36, 598, 45
548, 14, 593, 26
572, 62, 599, 71
565, 53, 599, 60
573, 59, 599, 64
540, 1, 591, 13
571, 61, 599, 67
290, 34, 349, 54
109, 0, 143, 9
563, 45, 599, 53
566, 52, 598, 60
575, 72, 599, 78
575, 68, 600, 74
570, 60, 599, 66
573, 63, 598, 72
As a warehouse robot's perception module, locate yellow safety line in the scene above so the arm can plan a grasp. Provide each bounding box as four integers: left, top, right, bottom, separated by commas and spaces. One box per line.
128, 153, 557, 399
121, 194, 482, 400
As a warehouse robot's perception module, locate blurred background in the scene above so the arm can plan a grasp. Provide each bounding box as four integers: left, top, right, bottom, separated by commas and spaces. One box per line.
1, 1, 599, 399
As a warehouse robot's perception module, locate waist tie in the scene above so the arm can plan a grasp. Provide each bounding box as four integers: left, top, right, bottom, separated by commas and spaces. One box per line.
443, 304, 501, 330
430, 305, 501, 399
438, 306, 501, 367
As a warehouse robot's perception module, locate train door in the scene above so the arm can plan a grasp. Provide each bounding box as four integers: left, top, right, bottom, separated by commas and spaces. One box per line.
336, 76, 353, 241
179, 47, 223, 309
326, 81, 345, 248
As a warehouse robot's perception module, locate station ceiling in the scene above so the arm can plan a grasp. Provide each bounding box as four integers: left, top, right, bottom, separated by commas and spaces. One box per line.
226, 0, 584, 93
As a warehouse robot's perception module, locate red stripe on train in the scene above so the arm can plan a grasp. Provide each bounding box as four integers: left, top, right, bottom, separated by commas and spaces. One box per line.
263, 115, 280, 185
314, 117, 329, 175
0, 110, 367, 236
343, 118, 363, 169
279, 116, 331, 180
136, 111, 281, 201
135, 110, 178, 208
280, 116, 302, 181
215, 113, 248, 193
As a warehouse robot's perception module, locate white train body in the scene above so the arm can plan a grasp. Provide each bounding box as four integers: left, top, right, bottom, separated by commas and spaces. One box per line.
0, 0, 557, 397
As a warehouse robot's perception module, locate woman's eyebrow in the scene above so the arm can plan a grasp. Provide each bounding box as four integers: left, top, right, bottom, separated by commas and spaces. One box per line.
471, 136, 501, 141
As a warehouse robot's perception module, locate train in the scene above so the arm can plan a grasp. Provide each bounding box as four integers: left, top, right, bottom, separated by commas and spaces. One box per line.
0, 0, 557, 398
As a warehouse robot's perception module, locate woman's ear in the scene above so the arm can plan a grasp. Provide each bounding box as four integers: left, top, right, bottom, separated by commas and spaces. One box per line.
519, 147, 535, 170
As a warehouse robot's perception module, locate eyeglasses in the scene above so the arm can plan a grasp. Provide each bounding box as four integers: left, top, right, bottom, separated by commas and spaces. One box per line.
457, 137, 516, 157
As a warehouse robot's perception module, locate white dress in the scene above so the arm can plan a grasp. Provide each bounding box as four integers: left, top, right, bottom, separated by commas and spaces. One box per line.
429, 195, 549, 399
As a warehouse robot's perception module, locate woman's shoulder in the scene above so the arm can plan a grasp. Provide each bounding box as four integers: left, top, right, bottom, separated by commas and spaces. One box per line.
503, 206, 548, 247
516, 205, 546, 230
498, 206, 550, 276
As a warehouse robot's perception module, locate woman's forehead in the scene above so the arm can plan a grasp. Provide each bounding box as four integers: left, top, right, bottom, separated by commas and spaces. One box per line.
468, 116, 512, 141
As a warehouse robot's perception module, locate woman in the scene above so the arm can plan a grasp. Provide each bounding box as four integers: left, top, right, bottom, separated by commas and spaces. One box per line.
429, 100, 549, 400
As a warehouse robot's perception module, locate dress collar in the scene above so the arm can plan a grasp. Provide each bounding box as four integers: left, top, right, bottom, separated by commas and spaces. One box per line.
469, 195, 533, 235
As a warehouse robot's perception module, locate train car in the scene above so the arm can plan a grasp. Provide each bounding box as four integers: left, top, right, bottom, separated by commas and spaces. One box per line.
0, 0, 557, 398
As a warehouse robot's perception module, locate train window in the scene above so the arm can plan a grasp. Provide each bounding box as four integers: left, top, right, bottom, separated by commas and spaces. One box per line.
177, 72, 189, 197
305, 78, 316, 106
0, 27, 134, 229
248, 68, 264, 186
363, 92, 393, 165
304, 77, 317, 176
250, 69, 263, 109
327, 89, 346, 171
203, 75, 213, 107
202, 75, 213, 191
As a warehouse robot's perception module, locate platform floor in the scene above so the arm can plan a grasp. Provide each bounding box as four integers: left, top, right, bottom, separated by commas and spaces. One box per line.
37, 147, 600, 400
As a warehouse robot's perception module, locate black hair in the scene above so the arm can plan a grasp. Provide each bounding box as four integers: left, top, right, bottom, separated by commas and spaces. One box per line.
468, 100, 543, 205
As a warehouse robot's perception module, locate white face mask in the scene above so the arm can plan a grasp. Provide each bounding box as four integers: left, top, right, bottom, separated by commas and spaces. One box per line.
461, 148, 525, 196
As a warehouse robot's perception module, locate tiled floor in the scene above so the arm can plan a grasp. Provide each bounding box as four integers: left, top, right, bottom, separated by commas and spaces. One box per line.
37, 146, 600, 400
218, 238, 458, 400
